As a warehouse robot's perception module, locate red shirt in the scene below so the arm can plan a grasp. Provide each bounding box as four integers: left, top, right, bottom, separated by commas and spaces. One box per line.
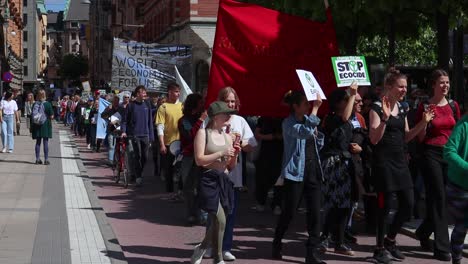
416, 101, 460, 146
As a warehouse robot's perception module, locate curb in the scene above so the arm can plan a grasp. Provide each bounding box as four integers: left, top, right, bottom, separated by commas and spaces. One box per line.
69, 132, 128, 264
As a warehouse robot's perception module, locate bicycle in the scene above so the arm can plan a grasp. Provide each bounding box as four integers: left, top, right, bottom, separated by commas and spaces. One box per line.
112, 132, 130, 188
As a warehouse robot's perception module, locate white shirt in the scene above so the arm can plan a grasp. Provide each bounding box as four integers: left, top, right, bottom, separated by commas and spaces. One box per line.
203, 115, 258, 187
0, 100, 18, 115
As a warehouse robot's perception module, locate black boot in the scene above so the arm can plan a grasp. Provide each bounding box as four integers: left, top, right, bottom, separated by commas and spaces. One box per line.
306, 248, 326, 264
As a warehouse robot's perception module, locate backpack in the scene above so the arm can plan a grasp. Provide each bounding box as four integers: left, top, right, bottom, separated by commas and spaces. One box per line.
32, 102, 47, 125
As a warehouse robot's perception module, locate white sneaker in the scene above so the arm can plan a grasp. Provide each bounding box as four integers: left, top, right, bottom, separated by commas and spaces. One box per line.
7, 150, 12, 153
1, 148, 6, 153
87, 144, 91, 149
191, 244, 206, 264
273, 206, 282, 216
222, 251, 236, 261
255, 204, 265, 212
213, 260, 225, 264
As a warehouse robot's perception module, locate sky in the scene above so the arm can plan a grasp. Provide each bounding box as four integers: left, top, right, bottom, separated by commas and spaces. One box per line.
45, 0, 66, 12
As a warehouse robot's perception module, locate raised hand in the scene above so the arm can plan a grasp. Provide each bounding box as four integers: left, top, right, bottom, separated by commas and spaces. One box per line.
381, 96, 391, 121
312, 93, 322, 110
349, 81, 358, 96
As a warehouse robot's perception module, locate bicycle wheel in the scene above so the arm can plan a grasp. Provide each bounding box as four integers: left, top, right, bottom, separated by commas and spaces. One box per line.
113, 148, 120, 183
122, 150, 129, 188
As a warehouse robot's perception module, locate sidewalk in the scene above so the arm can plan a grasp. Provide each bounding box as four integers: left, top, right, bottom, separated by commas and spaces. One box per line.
67, 122, 466, 264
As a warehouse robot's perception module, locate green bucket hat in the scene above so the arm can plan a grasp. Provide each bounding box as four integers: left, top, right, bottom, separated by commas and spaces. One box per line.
208, 101, 238, 117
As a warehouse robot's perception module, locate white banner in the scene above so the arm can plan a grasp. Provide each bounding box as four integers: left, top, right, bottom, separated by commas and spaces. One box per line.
175, 66, 192, 102
111, 38, 192, 93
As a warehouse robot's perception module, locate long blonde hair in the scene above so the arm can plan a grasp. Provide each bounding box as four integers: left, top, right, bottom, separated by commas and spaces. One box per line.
217, 87, 240, 110
37, 89, 46, 102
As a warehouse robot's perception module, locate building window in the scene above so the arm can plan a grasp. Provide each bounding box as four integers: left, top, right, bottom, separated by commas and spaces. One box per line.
71, 22, 78, 28
23, 0, 27, 6
23, 14, 27, 25
23, 48, 27, 59
23, 66, 28, 76
71, 33, 77, 40
23, 31, 27, 42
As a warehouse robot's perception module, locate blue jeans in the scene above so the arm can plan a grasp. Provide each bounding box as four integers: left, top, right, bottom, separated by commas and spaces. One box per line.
108, 133, 115, 162
2, 114, 14, 150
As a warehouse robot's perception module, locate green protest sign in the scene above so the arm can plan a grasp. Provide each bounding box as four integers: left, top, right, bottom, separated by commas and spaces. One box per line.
331, 56, 370, 87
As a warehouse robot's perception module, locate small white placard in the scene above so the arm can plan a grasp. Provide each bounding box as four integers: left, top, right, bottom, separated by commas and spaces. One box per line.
296, 70, 327, 101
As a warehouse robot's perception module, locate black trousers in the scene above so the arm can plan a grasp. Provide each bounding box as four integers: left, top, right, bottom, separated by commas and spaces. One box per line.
274, 173, 322, 251
416, 145, 450, 253
161, 149, 176, 192
376, 188, 414, 247
152, 132, 161, 177
129, 137, 149, 180
255, 153, 282, 207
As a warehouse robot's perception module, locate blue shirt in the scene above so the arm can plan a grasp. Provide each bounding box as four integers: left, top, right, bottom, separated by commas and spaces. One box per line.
281, 114, 324, 182
121, 100, 154, 141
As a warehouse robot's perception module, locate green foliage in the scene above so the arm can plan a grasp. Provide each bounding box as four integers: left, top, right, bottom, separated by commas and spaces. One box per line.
357, 24, 438, 66
60, 54, 89, 81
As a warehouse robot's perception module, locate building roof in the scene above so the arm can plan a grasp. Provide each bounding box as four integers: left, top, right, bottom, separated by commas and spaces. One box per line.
64, 0, 89, 21
48, 12, 58, 24
37, 0, 47, 15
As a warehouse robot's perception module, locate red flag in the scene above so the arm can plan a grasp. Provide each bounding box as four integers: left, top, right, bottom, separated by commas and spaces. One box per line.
207, 0, 339, 117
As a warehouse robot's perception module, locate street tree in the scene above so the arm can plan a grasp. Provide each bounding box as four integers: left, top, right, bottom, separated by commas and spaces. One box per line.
59, 54, 89, 82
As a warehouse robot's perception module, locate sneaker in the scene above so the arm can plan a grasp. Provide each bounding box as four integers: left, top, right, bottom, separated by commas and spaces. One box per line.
191, 244, 206, 264
44, 160, 50, 165
306, 249, 327, 264
1, 148, 5, 153
222, 251, 236, 261
213, 261, 225, 264
273, 206, 282, 216
433, 251, 451, 262
204, 247, 212, 258
335, 244, 355, 256
452, 257, 462, 264
318, 236, 330, 253
7, 150, 12, 153
136, 178, 143, 186
384, 237, 405, 260
35, 159, 43, 165
255, 204, 265, 212
372, 248, 392, 264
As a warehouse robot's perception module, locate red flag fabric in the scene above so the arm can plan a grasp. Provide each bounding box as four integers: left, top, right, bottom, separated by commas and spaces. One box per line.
207, 0, 339, 117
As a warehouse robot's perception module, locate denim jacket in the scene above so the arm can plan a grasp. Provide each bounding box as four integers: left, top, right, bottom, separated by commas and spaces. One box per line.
281, 114, 324, 182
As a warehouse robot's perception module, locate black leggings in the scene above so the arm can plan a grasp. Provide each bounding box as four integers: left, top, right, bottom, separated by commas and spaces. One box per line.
376, 188, 414, 247
322, 208, 352, 246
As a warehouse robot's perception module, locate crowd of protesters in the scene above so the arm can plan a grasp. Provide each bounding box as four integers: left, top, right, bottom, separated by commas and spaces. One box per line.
21, 67, 468, 264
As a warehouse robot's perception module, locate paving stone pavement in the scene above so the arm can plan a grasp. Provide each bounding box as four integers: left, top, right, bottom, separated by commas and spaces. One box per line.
0, 119, 126, 264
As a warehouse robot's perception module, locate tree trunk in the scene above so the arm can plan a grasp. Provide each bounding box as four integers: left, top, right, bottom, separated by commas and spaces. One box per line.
436, 9, 450, 71
388, 14, 396, 66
